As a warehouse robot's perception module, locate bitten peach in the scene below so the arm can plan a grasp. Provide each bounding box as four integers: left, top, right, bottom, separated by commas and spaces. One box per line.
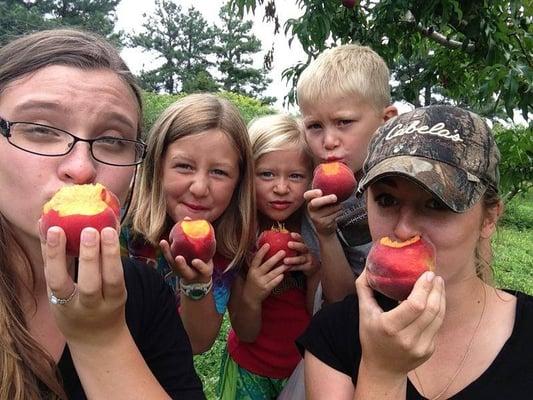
169, 219, 216, 264
366, 235, 436, 301
257, 223, 297, 264
312, 161, 356, 203
41, 183, 120, 256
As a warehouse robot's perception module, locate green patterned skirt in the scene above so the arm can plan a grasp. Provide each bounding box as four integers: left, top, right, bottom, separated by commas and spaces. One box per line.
217, 348, 287, 400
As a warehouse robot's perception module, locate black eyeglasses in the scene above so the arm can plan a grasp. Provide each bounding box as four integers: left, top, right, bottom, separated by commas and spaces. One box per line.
0, 117, 146, 166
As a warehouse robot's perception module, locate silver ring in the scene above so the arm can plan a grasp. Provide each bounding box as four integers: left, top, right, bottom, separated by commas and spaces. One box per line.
49, 284, 78, 305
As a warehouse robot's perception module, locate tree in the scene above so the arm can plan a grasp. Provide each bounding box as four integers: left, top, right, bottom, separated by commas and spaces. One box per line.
0, 0, 122, 45
214, 3, 274, 104
128, 1, 218, 94
232, 0, 532, 120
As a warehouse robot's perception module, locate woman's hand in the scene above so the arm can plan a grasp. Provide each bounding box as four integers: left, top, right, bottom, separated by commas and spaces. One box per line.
41, 226, 128, 346
284, 232, 319, 277
356, 269, 446, 378
159, 239, 213, 285
304, 189, 343, 237
242, 244, 289, 307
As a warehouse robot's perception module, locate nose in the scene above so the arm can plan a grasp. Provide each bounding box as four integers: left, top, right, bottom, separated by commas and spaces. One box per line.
189, 173, 210, 198
392, 206, 421, 241
273, 178, 290, 195
323, 129, 339, 150
57, 142, 97, 185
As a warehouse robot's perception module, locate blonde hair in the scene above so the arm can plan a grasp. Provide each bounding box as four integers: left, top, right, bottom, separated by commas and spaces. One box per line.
248, 114, 313, 172
129, 93, 256, 268
297, 44, 391, 111
0, 28, 143, 400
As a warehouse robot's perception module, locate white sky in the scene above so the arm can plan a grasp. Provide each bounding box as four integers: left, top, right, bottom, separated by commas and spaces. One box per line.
115, 0, 307, 112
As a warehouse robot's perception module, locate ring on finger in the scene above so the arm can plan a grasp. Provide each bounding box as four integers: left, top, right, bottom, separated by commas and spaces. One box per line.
49, 284, 78, 305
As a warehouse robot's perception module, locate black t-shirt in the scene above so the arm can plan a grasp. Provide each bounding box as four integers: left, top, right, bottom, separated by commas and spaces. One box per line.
58, 258, 205, 399
297, 290, 533, 399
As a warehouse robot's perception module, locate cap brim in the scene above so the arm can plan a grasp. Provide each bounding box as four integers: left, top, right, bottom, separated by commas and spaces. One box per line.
357, 156, 487, 213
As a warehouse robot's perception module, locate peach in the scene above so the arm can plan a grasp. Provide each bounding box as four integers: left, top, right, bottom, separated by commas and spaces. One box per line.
257, 223, 297, 264
41, 183, 120, 256
312, 161, 356, 203
169, 219, 216, 264
366, 235, 436, 301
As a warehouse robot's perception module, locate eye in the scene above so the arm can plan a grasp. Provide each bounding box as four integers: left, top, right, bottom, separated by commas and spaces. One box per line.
258, 171, 274, 179
289, 173, 306, 181
305, 122, 322, 131
174, 163, 193, 171
374, 193, 398, 208
212, 168, 229, 177
426, 197, 448, 211
96, 136, 128, 148
337, 119, 353, 127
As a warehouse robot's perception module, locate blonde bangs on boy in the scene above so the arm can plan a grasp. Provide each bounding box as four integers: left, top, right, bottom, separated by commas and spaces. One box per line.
248, 114, 313, 171
296, 44, 391, 112
129, 93, 256, 269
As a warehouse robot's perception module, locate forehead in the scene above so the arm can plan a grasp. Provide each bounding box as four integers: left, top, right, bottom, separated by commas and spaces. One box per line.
165, 129, 240, 160
0, 65, 139, 131
300, 95, 376, 119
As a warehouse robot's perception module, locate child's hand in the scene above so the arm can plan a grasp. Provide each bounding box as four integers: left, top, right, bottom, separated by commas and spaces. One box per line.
242, 243, 289, 306
304, 189, 343, 237
159, 239, 213, 284
284, 232, 320, 277
355, 269, 446, 377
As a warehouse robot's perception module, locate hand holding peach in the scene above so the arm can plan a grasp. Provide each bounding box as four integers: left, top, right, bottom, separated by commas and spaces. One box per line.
366, 235, 436, 301
41, 183, 120, 257
312, 161, 357, 203
169, 219, 216, 265
256, 223, 297, 265
243, 242, 289, 305
355, 268, 445, 377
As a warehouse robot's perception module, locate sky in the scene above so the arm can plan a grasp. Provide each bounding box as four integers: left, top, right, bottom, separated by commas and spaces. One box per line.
115, 0, 308, 112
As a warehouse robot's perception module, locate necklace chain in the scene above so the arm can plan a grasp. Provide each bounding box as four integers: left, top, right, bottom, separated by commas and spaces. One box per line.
412, 282, 487, 400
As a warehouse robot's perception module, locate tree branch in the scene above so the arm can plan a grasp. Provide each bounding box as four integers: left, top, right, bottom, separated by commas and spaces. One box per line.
403, 10, 475, 52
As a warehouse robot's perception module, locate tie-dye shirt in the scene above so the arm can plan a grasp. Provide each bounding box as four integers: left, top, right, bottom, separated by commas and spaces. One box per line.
120, 226, 237, 314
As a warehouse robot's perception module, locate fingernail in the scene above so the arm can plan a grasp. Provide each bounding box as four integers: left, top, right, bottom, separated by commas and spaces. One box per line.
47, 228, 60, 247
81, 229, 97, 246
101, 228, 115, 243
425, 271, 435, 282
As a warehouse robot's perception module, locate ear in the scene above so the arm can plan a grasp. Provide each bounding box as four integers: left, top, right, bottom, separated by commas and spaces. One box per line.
480, 201, 503, 239
382, 105, 398, 122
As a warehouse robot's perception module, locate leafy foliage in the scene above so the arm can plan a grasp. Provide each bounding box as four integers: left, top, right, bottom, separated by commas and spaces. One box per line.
0, 0, 122, 45
214, 3, 274, 104
232, 0, 532, 120
128, 1, 218, 94
494, 125, 533, 201
141, 91, 274, 134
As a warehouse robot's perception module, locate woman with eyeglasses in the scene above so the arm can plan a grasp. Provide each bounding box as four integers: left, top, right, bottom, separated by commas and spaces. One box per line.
0, 29, 205, 399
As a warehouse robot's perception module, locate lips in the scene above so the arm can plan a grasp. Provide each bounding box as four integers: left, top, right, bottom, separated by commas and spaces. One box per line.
326, 155, 344, 162
269, 201, 292, 210
182, 202, 209, 211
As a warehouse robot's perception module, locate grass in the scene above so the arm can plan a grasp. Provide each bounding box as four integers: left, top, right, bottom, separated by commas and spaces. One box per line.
194, 190, 533, 399
493, 190, 533, 295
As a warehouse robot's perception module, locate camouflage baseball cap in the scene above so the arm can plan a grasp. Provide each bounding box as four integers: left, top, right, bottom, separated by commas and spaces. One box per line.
357, 105, 500, 212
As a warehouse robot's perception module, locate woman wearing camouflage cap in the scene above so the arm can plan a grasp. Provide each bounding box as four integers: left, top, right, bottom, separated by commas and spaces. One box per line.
297, 105, 532, 399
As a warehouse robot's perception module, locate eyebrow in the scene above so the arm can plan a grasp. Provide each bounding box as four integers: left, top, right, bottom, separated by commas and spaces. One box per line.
12, 100, 136, 130
13, 100, 63, 115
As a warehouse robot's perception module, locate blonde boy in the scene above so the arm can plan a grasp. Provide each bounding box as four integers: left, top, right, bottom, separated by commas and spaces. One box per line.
298, 44, 398, 303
